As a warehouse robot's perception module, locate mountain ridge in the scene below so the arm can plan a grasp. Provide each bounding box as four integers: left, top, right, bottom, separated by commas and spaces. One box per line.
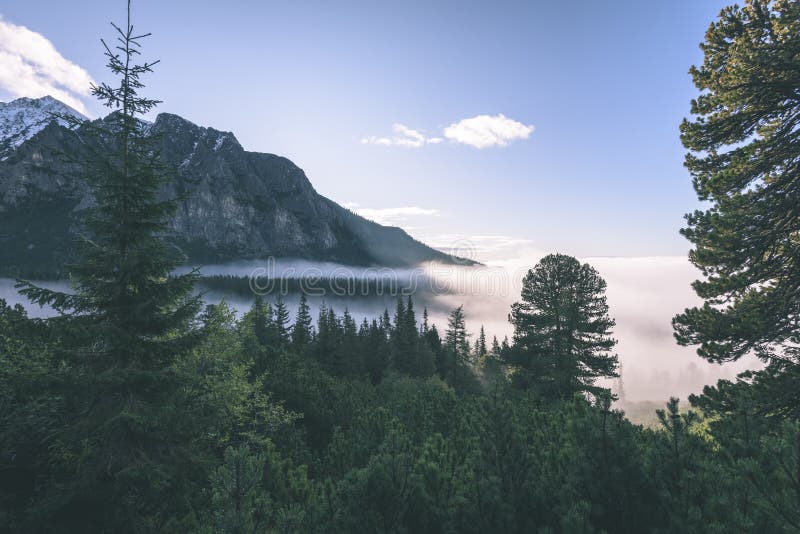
0, 96, 468, 277
0, 96, 86, 161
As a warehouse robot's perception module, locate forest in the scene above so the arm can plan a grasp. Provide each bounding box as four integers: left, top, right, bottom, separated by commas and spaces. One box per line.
2, 0, 800, 532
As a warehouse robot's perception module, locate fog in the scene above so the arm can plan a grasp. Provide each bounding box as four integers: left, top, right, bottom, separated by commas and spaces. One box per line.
0, 278, 69, 319
0, 251, 759, 403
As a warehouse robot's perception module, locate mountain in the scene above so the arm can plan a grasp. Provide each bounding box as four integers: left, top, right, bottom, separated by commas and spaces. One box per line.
0, 96, 86, 161
0, 96, 466, 277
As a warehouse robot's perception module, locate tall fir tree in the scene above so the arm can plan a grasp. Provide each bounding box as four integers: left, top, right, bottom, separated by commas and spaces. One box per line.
339, 308, 362, 375
208, 446, 268, 533
251, 295, 273, 346
380, 309, 392, 341
475, 326, 488, 360
364, 318, 390, 383
491, 335, 501, 357
391, 298, 413, 374
16, 1, 204, 528
426, 323, 445, 378
444, 306, 471, 386
292, 293, 313, 349
273, 296, 291, 346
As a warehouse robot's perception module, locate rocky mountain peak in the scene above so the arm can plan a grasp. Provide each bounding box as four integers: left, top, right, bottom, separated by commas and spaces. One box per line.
0, 96, 466, 277
0, 95, 85, 160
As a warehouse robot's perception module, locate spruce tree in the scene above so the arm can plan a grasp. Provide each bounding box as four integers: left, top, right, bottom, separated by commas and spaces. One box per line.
380, 309, 392, 339
16, 1, 203, 528
365, 318, 390, 383
292, 293, 313, 349
507, 253, 618, 398
391, 297, 413, 374
251, 295, 272, 346
444, 306, 470, 386
476, 326, 488, 360
208, 446, 268, 533
426, 324, 446, 378
491, 335, 501, 357
339, 308, 362, 375
273, 296, 291, 346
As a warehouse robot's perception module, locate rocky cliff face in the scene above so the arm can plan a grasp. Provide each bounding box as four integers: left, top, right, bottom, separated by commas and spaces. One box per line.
0, 96, 460, 276
0, 96, 85, 161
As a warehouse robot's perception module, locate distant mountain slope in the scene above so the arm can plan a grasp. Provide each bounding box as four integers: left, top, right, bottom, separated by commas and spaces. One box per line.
0, 96, 465, 277
0, 96, 85, 161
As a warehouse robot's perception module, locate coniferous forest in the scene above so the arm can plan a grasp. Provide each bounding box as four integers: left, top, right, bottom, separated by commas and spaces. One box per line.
2, 1, 800, 532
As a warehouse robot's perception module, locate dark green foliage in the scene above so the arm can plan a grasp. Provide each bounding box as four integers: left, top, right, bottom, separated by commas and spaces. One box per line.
363, 317, 391, 383
475, 325, 488, 360
8, 4, 208, 530
390, 297, 435, 378
291, 293, 313, 350
443, 305, 471, 388
4, 288, 800, 532
673, 0, 800, 415
0, 194, 82, 278
206, 446, 269, 534
507, 253, 618, 399
273, 296, 291, 345
251, 295, 273, 346
3, 1, 800, 532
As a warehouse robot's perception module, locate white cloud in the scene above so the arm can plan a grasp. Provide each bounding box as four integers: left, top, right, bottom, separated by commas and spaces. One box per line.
419, 233, 538, 263
345, 203, 441, 225
443, 113, 534, 148
361, 123, 441, 148
363, 114, 533, 149
0, 16, 94, 115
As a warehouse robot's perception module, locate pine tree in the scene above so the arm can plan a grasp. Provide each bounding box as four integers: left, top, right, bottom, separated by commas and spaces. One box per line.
273, 296, 291, 346
339, 308, 362, 375
208, 445, 268, 534
241, 296, 276, 374
412, 302, 436, 378
251, 295, 272, 346
491, 336, 501, 357
292, 293, 313, 349
476, 326, 488, 360
364, 318, 390, 383
392, 297, 406, 338
672, 0, 800, 414
15, 1, 203, 528
444, 306, 470, 386
507, 254, 618, 398
426, 324, 446, 378
655, 397, 701, 522
391, 297, 414, 374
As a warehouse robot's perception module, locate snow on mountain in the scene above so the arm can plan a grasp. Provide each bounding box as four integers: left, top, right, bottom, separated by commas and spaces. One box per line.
0, 96, 86, 160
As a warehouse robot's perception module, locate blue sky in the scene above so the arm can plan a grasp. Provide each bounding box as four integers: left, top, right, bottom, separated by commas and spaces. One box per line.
0, 0, 729, 259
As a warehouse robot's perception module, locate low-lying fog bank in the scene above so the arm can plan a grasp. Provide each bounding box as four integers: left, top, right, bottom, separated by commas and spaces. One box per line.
1, 252, 758, 403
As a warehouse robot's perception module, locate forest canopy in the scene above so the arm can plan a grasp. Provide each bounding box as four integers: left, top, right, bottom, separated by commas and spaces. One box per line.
1, 0, 800, 532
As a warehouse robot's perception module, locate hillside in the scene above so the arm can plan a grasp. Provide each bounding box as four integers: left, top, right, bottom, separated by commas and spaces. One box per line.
0, 97, 464, 277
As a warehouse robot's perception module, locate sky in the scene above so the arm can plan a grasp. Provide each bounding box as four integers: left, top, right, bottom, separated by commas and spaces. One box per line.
0, 1, 751, 400
0, 0, 729, 258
